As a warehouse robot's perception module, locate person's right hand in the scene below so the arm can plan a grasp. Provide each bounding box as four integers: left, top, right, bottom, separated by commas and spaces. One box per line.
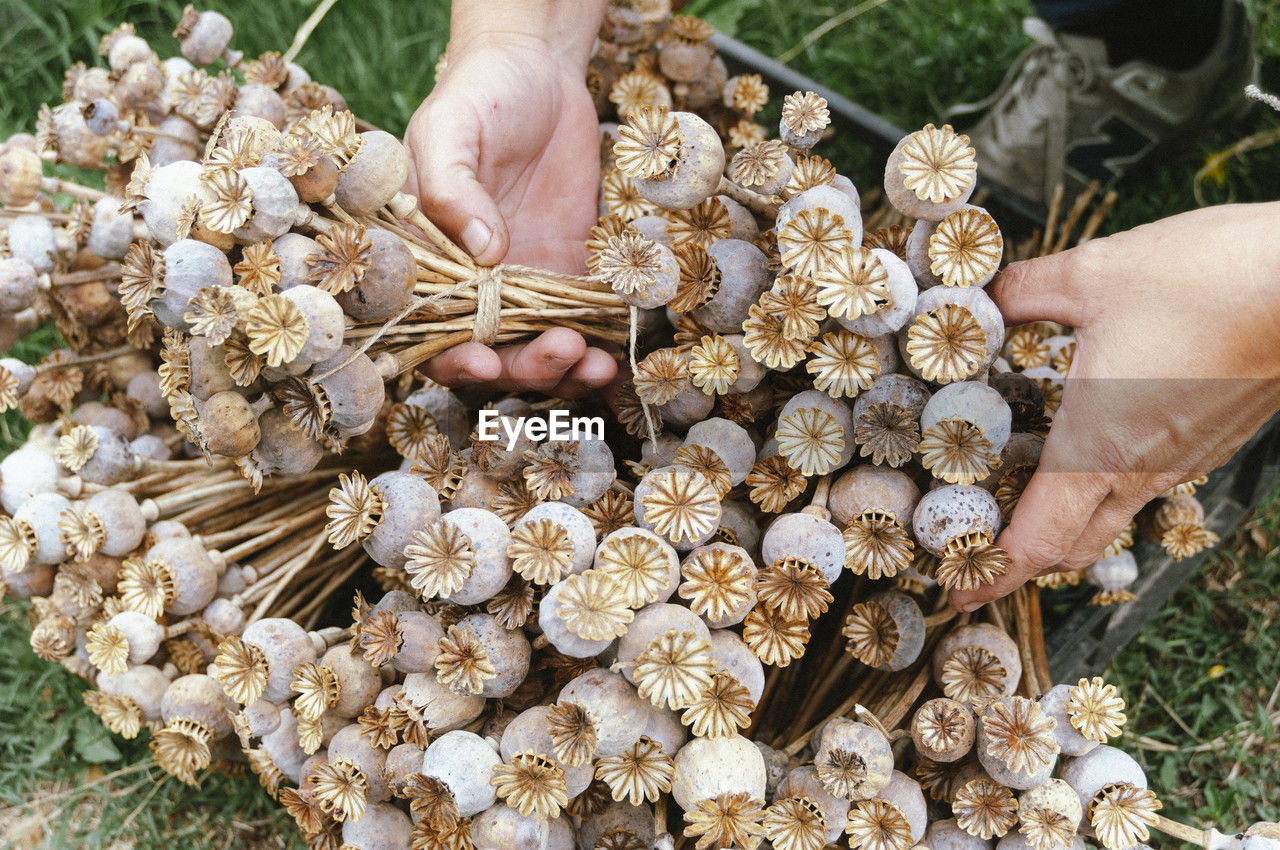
403, 8, 617, 398
951, 202, 1280, 611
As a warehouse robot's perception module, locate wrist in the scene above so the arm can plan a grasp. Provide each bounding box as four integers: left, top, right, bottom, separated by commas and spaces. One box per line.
448, 0, 605, 74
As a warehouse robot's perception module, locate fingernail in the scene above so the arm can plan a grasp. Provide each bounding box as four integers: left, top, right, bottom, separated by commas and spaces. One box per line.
461, 219, 491, 258
960, 602, 982, 613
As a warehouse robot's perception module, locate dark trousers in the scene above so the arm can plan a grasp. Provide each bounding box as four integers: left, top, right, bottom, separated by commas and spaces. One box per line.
1031, 0, 1223, 69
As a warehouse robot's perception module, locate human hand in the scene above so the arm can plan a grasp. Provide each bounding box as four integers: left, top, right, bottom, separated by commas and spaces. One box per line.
404, 8, 616, 398
951, 203, 1280, 611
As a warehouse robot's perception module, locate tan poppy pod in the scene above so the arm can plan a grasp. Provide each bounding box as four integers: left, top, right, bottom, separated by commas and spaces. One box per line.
235, 617, 318, 704
334, 131, 410, 217
333, 228, 415, 322
99, 663, 170, 723
829, 466, 921, 528
515, 501, 598, 578
1038, 683, 1100, 758
911, 698, 975, 764
155, 672, 236, 784
498, 706, 594, 797
814, 717, 894, 801
671, 734, 766, 811
7, 215, 57, 276
0, 258, 46, 314
932, 623, 1022, 713
777, 765, 851, 846
1085, 550, 1139, 605
844, 590, 925, 672
680, 542, 757, 629
884, 124, 977, 221
434, 507, 512, 606
776, 185, 863, 259
688, 239, 769, 333
145, 535, 220, 616
194, 391, 262, 458
401, 669, 485, 735
341, 801, 412, 850
156, 238, 234, 328
252, 407, 325, 476
421, 730, 502, 817
329, 722, 391, 803
12, 491, 73, 568
920, 382, 1012, 487
279, 285, 345, 365
0, 145, 43, 207
313, 345, 387, 431
630, 111, 726, 211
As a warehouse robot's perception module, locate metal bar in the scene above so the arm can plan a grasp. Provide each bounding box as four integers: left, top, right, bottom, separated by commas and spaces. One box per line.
1045, 415, 1280, 680
711, 32, 905, 153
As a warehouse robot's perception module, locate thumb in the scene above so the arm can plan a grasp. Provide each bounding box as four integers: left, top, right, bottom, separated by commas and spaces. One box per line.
949, 421, 1109, 610
404, 111, 509, 266
988, 244, 1100, 327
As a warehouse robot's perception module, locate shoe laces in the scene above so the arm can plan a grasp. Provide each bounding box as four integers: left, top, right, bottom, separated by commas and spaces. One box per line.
983, 19, 1094, 152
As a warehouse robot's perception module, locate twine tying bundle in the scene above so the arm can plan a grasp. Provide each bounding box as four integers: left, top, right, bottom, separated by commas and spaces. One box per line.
471, 264, 503, 346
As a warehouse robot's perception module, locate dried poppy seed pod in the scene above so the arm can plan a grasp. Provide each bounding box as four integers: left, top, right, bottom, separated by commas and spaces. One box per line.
272, 232, 319, 290
99, 663, 170, 724
342, 801, 412, 850
421, 729, 502, 817
1086, 550, 1139, 605
156, 238, 234, 328
498, 706, 594, 796
911, 697, 975, 763
0, 145, 43, 206
234, 166, 308, 243
814, 717, 894, 801
1037, 683, 1099, 758
776, 184, 863, 253
194, 391, 263, 458
844, 590, 925, 671
252, 408, 325, 476
75, 487, 149, 557
760, 508, 846, 586
884, 124, 977, 221
147, 535, 222, 616
680, 542, 757, 628
279, 285, 344, 365
95, 610, 164, 670
776, 765, 850, 845
834, 251, 917, 340
313, 345, 387, 431
912, 483, 1002, 556
927, 817, 992, 850
634, 465, 722, 549
0, 358, 36, 398
401, 670, 484, 733
902, 285, 1004, 385
341, 470, 437, 569
173, 6, 235, 65
86, 197, 137, 260
1021, 366, 1065, 416
830, 465, 920, 528
334, 133, 411, 217
689, 238, 769, 333
683, 417, 755, 486
0, 258, 47, 314
10, 491, 73, 568
558, 667, 649, 758
596, 526, 681, 606
919, 382, 1012, 487
773, 391, 856, 478
1059, 745, 1153, 838
932, 623, 1022, 712
628, 110, 726, 211
316, 645, 383, 718
446, 612, 530, 698
8, 215, 57, 275
1017, 778, 1083, 850
707, 628, 765, 704
657, 380, 715, 429
232, 83, 286, 127
186, 337, 235, 399
224, 616, 318, 704
147, 114, 202, 166
142, 161, 213, 246
976, 695, 1060, 789
671, 734, 766, 810
333, 227, 415, 321
155, 672, 236, 784
432, 507, 511, 605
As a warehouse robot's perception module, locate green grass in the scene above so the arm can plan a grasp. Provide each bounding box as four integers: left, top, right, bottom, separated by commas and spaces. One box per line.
0, 0, 1277, 846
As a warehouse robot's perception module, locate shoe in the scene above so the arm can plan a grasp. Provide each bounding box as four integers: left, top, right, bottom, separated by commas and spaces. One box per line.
946, 0, 1258, 210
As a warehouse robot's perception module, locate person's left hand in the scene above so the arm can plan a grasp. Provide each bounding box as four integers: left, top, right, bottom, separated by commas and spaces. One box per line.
950, 203, 1280, 611
404, 33, 618, 397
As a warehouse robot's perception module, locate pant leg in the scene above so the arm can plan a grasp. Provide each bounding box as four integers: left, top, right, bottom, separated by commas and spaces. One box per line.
1031, 0, 1224, 69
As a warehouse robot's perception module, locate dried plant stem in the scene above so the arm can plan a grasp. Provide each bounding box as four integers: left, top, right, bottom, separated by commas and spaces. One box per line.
282, 0, 341, 63
247, 535, 330, 621
49, 264, 122, 286
1050, 181, 1100, 255
293, 554, 367, 626
1040, 183, 1066, 256
35, 344, 136, 371
217, 505, 327, 563
1078, 190, 1118, 243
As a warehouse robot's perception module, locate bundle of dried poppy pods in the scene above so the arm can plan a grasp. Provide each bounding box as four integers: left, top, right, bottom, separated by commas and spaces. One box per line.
0, 3, 1266, 850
